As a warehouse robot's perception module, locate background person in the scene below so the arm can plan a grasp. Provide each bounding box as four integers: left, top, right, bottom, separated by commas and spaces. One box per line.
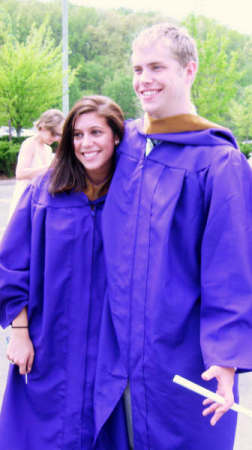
94, 23, 252, 450
8, 109, 64, 218
0, 95, 128, 449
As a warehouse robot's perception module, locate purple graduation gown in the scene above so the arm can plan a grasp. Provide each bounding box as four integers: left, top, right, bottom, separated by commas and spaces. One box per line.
94, 119, 252, 449
0, 173, 129, 450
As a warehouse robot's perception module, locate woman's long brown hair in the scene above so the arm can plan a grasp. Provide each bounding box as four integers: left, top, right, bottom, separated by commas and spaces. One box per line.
49, 95, 124, 194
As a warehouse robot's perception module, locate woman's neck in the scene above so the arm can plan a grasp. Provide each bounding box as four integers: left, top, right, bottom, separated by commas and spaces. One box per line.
85, 162, 113, 186
34, 134, 47, 148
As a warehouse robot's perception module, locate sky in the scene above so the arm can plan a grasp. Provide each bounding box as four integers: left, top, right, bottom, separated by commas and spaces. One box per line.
73, 0, 252, 35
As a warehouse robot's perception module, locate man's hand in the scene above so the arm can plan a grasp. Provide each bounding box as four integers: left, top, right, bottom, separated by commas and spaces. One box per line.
201, 365, 235, 426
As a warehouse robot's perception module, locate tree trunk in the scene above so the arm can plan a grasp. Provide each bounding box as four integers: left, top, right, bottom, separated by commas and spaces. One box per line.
8, 119, 12, 141
16, 125, 22, 137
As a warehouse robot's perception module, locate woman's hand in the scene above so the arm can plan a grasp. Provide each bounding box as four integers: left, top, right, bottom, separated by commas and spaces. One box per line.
201, 365, 235, 426
6, 328, 35, 375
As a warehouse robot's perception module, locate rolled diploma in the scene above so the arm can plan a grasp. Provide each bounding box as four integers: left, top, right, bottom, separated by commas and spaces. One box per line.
173, 374, 252, 418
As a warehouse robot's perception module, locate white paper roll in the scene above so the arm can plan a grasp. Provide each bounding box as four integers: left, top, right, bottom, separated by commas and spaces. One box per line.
173, 374, 252, 418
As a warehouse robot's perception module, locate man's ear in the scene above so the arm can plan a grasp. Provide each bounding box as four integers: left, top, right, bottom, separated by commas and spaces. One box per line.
186, 60, 198, 85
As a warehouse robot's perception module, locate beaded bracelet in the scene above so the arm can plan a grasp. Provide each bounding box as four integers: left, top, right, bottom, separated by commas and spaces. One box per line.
11, 325, 28, 328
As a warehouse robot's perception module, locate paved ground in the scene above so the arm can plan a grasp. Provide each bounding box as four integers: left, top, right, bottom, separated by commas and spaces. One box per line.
0, 179, 14, 411
0, 178, 13, 238
0, 179, 252, 448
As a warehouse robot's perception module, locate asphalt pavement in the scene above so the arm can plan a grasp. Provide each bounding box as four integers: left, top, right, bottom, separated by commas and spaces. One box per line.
0, 179, 252, 448
0, 178, 13, 239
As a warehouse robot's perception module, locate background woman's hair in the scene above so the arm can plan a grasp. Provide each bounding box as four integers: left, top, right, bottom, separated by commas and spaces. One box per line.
35, 109, 65, 132
49, 95, 124, 194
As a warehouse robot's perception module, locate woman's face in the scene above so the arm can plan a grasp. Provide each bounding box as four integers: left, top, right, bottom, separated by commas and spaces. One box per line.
39, 123, 63, 146
73, 112, 115, 182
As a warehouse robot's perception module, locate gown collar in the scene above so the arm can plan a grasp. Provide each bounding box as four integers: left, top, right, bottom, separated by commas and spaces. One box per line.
143, 113, 223, 135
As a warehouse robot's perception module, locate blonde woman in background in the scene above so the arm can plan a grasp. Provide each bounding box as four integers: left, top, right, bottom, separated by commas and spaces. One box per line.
8, 109, 64, 218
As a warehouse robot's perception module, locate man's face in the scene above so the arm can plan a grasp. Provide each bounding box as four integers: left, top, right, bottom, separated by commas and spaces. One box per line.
132, 41, 191, 119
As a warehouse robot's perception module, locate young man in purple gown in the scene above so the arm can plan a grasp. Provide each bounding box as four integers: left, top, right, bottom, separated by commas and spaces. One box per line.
94, 23, 252, 450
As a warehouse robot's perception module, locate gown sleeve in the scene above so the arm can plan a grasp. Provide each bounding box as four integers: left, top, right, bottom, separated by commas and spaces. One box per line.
200, 147, 252, 372
0, 184, 33, 328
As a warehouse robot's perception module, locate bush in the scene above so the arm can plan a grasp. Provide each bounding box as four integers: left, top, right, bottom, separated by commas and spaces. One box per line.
0, 140, 22, 177
0, 136, 24, 144
239, 142, 252, 159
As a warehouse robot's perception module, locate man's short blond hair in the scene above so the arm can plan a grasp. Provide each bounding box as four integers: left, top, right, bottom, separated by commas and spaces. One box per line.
132, 22, 198, 68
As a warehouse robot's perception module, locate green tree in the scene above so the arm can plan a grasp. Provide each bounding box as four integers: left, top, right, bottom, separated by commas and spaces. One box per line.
0, 0, 62, 44
103, 68, 138, 119
0, 20, 69, 135
77, 57, 111, 95
229, 85, 252, 141
0, 7, 11, 44
0, 0, 174, 111
185, 15, 242, 126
